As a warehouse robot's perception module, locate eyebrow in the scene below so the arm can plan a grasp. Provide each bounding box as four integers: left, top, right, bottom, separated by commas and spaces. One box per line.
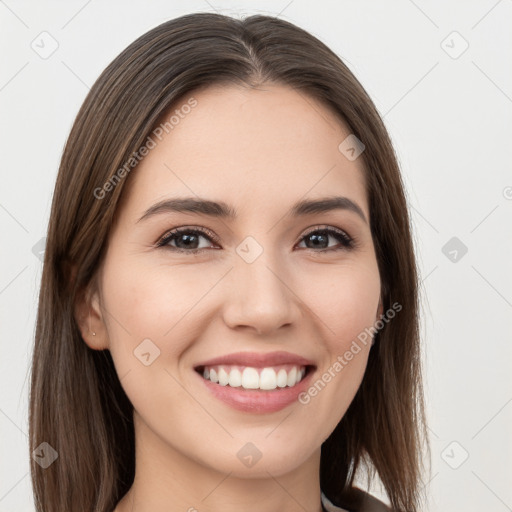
137, 196, 368, 224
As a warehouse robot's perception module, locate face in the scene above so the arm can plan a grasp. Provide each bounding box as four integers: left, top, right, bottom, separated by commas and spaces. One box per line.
80, 83, 382, 479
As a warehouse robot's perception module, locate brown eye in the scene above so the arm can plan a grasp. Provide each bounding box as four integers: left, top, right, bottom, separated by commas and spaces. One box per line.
297, 227, 355, 251
156, 225, 357, 255
157, 227, 219, 253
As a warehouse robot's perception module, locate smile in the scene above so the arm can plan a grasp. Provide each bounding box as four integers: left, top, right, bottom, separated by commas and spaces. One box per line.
197, 364, 307, 390
192, 351, 316, 413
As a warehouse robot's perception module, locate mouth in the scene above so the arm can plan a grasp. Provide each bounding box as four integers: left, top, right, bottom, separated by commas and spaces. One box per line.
192, 350, 317, 413
194, 364, 315, 391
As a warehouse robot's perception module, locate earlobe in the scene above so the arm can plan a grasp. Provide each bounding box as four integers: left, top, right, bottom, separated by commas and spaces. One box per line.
74, 283, 109, 351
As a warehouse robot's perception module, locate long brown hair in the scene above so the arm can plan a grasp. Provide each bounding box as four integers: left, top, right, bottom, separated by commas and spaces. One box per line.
29, 12, 429, 512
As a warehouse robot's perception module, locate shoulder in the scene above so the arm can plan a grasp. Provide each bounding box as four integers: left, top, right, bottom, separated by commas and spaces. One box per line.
322, 487, 392, 512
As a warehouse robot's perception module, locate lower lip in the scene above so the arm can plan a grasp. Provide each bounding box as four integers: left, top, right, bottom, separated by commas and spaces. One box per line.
195, 368, 314, 413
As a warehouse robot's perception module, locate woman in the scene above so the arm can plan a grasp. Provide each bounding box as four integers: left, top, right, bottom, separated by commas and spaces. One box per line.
29, 12, 429, 512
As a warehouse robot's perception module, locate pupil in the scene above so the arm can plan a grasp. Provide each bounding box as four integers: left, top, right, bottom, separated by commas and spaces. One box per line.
178, 234, 198, 249
174, 232, 331, 250
308, 232, 327, 248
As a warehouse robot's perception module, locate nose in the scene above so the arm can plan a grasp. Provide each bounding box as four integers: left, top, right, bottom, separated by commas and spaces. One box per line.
222, 253, 301, 336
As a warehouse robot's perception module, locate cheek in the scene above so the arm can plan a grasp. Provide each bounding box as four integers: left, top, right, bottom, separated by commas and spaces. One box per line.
297, 260, 380, 349
294, 261, 378, 413
299, 268, 378, 431
99, 281, 211, 467
99, 258, 208, 421
100, 256, 220, 362
102, 249, 380, 367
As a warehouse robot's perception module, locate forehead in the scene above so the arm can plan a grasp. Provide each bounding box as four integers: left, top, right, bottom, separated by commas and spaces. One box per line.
119, 83, 368, 222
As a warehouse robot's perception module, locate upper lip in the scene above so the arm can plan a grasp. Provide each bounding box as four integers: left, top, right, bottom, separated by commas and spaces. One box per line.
194, 351, 316, 369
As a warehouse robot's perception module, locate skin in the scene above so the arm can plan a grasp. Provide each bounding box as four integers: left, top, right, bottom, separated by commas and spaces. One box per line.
76, 83, 383, 512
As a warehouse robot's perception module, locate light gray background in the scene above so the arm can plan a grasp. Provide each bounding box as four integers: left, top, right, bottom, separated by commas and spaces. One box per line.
1, 1, 511, 511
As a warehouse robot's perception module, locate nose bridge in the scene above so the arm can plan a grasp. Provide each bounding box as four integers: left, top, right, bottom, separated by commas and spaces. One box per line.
223, 239, 298, 333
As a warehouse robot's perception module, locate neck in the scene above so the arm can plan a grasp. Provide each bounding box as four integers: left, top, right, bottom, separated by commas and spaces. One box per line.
114, 412, 323, 512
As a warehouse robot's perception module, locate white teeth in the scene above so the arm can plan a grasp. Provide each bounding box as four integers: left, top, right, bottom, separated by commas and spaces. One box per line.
228, 368, 242, 387
242, 367, 260, 389
276, 369, 288, 387
287, 367, 297, 387
201, 365, 307, 390
259, 368, 277, 390
218, 367, 229, 386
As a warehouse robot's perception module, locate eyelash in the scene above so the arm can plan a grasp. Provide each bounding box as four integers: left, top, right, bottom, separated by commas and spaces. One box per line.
156, 225, 358, 255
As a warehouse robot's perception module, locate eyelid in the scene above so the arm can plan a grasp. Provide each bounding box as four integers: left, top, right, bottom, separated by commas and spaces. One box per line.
296, 224, 356, 251
156, 224, 358, 252
156, 226, 220, 248
300, 224, 350, 240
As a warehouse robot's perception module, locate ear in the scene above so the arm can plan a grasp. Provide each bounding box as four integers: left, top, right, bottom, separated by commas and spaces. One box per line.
74, 273, 109, 351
